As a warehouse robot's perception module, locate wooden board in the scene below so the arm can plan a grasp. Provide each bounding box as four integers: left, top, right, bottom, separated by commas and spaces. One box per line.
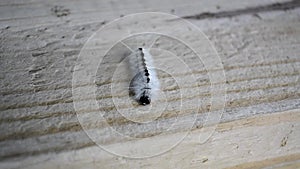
0, 0, 299, 168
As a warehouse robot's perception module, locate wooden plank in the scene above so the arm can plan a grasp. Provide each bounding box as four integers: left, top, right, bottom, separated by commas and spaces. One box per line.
1, 109, 299, 169
0, 0, 300, 168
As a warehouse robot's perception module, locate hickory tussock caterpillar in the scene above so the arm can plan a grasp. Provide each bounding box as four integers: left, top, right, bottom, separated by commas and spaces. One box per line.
128, 48, 160, 105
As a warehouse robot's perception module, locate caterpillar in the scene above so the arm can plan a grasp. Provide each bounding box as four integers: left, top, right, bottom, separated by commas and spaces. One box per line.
128, 48, 160, 105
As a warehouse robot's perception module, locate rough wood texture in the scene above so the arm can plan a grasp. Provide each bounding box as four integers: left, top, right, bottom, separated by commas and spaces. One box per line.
0, 0, 299, 168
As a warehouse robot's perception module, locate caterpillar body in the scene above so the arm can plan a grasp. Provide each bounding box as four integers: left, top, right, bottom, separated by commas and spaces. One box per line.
128, 48, 160, 105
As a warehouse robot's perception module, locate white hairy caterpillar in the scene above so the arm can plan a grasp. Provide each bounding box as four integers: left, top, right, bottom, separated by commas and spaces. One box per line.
128, 48, 160, 105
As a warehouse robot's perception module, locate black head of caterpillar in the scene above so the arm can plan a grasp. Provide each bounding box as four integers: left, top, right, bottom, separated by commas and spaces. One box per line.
139, 91, 151, 105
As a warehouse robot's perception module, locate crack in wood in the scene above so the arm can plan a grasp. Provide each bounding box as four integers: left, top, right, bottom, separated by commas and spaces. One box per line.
182, 0, 300, 20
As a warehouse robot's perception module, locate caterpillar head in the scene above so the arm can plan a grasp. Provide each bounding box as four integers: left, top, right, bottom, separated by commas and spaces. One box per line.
139, 95, 151, 105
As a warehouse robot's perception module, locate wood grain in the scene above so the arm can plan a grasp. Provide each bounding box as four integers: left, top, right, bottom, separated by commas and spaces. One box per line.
0, 0, 299, 168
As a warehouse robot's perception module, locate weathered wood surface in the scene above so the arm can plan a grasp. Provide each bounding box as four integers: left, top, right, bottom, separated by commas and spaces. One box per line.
0, 0, 300, 168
